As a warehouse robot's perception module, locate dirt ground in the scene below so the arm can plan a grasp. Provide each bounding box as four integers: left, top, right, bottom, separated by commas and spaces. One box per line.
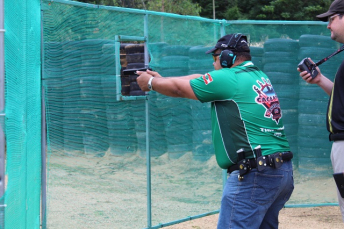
46, 151, 343, 229
165, 206, 343, 229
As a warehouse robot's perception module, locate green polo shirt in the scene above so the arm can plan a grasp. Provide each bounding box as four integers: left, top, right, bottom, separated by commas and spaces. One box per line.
190, 61, 290, 169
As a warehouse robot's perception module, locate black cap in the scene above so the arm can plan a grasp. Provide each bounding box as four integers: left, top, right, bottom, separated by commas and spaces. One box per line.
316, 0, 344, 22
205, 33, 249, 54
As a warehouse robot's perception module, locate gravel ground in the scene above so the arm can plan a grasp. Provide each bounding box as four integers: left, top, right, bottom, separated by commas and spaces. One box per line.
46, 152, 342, 229
165, 206, 343, 229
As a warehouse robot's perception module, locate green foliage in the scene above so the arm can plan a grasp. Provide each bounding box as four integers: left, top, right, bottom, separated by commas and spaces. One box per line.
191, 0, 231, 19
225, 6, 240, 20
74, 0, 201, 15
214, 0, 231, 19
146, 0, 201, 16
74, 0, 119, 6
74, 0, 333, 21
237, 0, 332, 21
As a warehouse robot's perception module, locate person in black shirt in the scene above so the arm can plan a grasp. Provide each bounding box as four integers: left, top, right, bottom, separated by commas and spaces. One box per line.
298, 0, 344, 222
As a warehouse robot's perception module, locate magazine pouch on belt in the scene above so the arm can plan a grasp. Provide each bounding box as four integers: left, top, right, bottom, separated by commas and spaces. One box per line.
255, 145, 291, 171
254, 146, 282, 171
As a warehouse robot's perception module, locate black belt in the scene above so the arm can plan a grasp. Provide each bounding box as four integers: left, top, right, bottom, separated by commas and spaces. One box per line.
228, 151, 293, 174
329, 132, 344, 141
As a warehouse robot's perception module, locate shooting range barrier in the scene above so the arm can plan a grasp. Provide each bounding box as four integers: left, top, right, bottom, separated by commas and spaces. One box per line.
2, 0, 342, 228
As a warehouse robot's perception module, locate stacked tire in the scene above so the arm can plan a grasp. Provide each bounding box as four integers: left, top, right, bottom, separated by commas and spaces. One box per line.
61, 40, 84, 155
188, 46, 214, 161
116, 43, 130, 96
138, 42, 170, 158
124, 43, 146, 96
155, 45, 192, 159
263, 38, 300, 162
149, 42, 168, 71
297, 34, 340, 176
79, 39, 112, 156
131, 92, 168, 158
250, 46, 264, 70
190, 100, 214, 161
188, 46, 213, 75
44, 42, 64, 152
148, 95, 168, 158
104, 42, 138, 156
123, 43, 168, 158
106, 100, 138, 156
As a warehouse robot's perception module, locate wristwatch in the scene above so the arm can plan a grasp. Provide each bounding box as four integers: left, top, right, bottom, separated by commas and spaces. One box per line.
147, 77, 154, 91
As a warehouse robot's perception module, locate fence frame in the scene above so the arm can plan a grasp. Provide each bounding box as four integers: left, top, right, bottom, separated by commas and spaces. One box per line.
40, 0, 48, 227
36, 1, 337, 228
0, 0, 6, 226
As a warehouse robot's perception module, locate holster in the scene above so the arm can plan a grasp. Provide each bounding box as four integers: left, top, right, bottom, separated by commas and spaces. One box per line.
237, 159, 254, 177
257, 153, 283, 171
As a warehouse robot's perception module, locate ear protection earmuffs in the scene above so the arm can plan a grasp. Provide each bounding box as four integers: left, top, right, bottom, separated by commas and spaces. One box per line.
219, 33, 246, 68
219, 49, 236, 68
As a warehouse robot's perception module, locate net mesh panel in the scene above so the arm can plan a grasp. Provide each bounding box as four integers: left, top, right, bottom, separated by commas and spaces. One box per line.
40, 1, 341, 228
4, 0, 42, 229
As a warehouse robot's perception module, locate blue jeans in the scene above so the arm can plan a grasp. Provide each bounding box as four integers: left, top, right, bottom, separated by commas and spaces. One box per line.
217, 161, 294, 229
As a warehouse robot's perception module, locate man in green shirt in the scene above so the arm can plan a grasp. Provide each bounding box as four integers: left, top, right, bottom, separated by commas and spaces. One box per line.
137, 33, 294, 229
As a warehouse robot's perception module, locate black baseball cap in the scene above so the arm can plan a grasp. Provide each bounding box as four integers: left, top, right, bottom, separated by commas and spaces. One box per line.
205, 33, 249, 54
316, 0, 344, 22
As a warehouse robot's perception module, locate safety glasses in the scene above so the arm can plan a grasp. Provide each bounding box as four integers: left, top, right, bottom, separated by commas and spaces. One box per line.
328, 14, 341, 24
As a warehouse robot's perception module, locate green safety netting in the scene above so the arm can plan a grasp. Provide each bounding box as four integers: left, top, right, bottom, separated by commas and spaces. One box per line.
3, 0, 343, 228
4, 0, 42, 229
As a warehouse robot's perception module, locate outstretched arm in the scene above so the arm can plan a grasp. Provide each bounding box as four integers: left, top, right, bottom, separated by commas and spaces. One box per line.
136, 71, 199, 100
137, 69, 202, 80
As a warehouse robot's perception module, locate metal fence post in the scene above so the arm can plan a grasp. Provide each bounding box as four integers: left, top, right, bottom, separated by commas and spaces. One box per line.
0, 0, 6, 226
144, 13, 152, 229
40, 2, 47, 228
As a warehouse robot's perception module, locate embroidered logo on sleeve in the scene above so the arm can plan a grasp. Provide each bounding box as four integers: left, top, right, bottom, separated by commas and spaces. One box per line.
202, 73, 213, 85
253, 78, 281, 124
